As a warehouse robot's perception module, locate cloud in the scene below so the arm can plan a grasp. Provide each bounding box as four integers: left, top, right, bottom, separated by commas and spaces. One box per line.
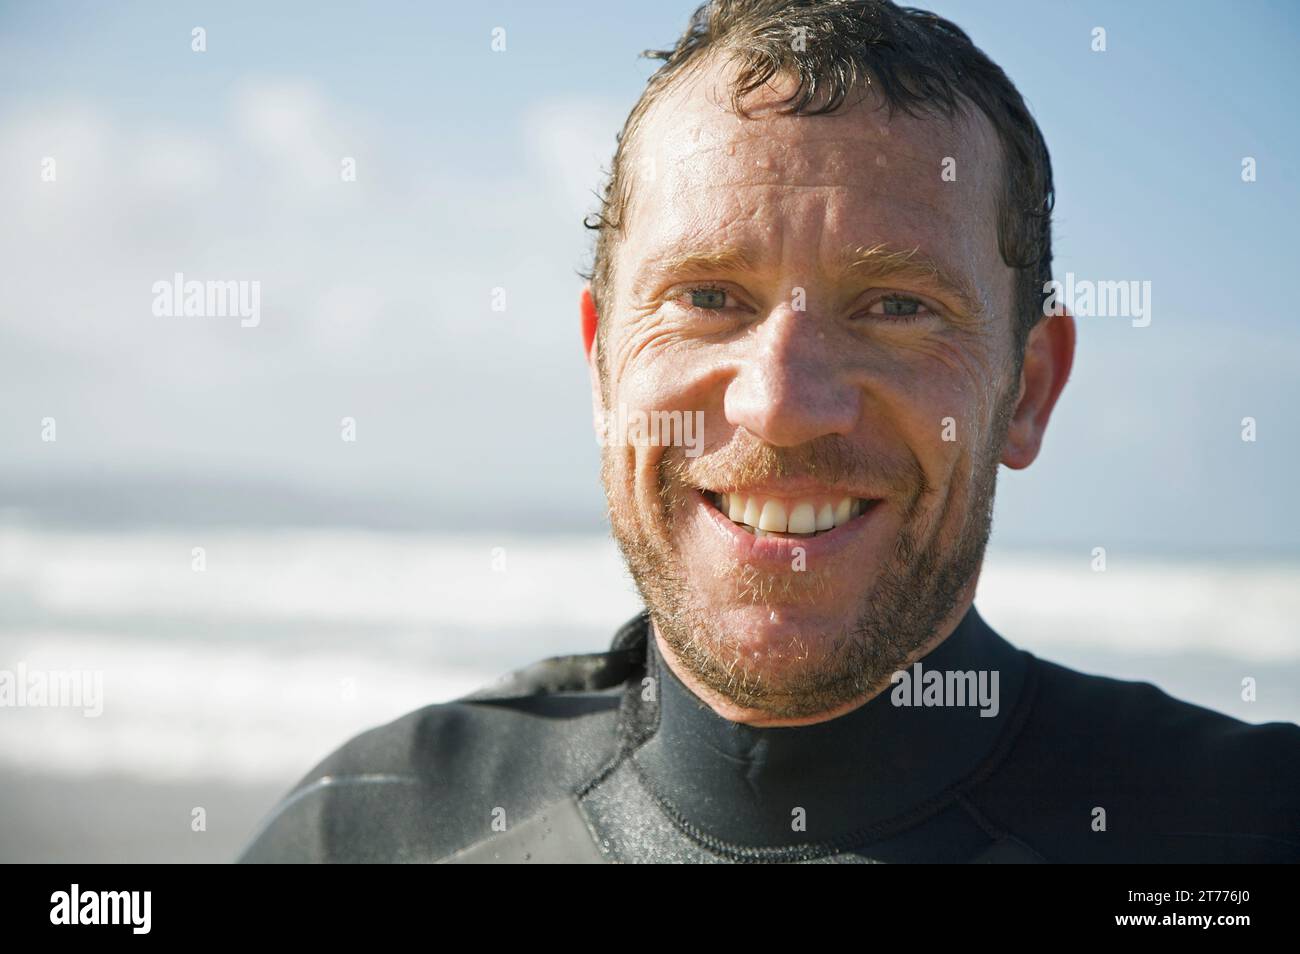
231, 79, 351, 191
0, 81, 606, 510
523, 96, 627, 216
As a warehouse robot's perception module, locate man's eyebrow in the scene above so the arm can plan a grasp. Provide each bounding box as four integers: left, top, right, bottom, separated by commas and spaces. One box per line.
634, 241, 986, 319
839, 243, 986, 319
634, 246, 760, 290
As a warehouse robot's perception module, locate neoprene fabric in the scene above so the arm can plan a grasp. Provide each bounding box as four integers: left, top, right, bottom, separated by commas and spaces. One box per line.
238, 606, 1300, 863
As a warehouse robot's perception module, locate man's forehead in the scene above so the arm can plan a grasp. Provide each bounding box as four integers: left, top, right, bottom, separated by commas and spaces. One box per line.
631, 60, 998, 193
617, 61, 1004, 281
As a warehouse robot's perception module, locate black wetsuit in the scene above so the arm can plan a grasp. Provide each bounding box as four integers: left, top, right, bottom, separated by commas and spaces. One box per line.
237, 607, 1300, 862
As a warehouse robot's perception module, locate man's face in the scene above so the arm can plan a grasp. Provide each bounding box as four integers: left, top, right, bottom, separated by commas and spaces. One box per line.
592, 64, 1023, 721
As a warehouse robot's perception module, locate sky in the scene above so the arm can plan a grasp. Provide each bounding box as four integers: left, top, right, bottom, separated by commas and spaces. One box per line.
1, 0, 1298, 555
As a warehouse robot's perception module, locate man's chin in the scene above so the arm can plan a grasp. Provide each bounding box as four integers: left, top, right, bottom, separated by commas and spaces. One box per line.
698, 600, 861, 658
653, 595, 883, 708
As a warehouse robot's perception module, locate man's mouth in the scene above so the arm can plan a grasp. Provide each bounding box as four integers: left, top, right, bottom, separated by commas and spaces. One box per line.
700, 490, 877, 538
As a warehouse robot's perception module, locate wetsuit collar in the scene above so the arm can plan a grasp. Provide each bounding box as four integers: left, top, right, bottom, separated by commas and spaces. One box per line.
625, 605, 1028, 848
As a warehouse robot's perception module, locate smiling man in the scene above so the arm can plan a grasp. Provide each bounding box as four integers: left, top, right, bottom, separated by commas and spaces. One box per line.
586, 26, 1036, 730
239, 0, 1299, 864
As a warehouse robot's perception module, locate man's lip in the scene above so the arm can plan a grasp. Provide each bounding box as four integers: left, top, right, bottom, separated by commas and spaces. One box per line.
689, 487, 883, 562
696, 481, 880, 499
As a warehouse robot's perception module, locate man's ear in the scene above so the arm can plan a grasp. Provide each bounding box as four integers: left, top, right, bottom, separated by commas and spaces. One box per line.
580, 282, 607, 436
1001, 309, 1076, 470
581, 281, 599, 359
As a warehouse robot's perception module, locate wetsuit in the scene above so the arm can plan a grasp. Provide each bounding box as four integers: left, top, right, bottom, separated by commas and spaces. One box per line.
237, 606, 1300, 862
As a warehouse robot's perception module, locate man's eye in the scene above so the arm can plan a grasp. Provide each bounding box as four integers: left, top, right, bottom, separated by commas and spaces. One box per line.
866, 295, 927, 320
686, 287, 728, 310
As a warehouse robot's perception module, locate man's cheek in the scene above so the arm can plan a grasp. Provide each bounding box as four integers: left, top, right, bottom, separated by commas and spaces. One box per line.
894, 363, 987, 464
612, 359, 715, 469
876, 386, 972, 523
610, 328, 669, 402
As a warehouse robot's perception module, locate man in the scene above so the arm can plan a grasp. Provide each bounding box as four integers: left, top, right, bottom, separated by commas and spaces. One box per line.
239, 0, 1299, 863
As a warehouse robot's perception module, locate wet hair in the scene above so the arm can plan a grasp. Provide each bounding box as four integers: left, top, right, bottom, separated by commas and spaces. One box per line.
581, 0, 1054, 369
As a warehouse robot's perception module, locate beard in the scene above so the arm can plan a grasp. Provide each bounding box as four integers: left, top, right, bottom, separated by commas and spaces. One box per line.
601, 384, 1017, 720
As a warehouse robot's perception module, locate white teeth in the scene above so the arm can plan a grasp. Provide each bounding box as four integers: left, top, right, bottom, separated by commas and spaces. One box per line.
833, 498, 852, 527
816, 503, 835, 531
757, 500, 788, 532
787, 502, 816, 534
707, 491, 871, 537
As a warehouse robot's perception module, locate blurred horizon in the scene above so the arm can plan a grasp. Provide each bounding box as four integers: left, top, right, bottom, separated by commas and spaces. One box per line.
4, 474, 1300, 562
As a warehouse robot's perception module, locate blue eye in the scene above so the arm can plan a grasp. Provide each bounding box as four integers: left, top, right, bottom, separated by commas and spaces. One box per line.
687, 287, 728, 310
866, 295, 927, 320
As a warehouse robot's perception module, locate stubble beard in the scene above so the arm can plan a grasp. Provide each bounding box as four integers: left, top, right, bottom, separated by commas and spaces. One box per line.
601, 387, 1016, 720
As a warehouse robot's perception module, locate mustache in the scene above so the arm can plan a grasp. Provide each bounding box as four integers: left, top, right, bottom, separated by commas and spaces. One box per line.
660, 430, 928, 501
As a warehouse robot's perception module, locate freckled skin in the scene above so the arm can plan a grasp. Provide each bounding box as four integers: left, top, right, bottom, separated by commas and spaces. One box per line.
582, 63, 1074, 726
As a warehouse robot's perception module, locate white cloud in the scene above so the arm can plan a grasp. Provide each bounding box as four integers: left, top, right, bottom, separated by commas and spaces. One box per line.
231, 79, 347, 190
523, 96, 627, 215
131, 132, 221, 194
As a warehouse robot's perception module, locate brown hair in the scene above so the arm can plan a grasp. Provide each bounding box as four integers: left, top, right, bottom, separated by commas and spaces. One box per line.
581, 0, 1054, 372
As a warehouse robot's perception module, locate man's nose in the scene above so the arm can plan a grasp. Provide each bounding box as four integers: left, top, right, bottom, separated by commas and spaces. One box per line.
722, 306, 861, 447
